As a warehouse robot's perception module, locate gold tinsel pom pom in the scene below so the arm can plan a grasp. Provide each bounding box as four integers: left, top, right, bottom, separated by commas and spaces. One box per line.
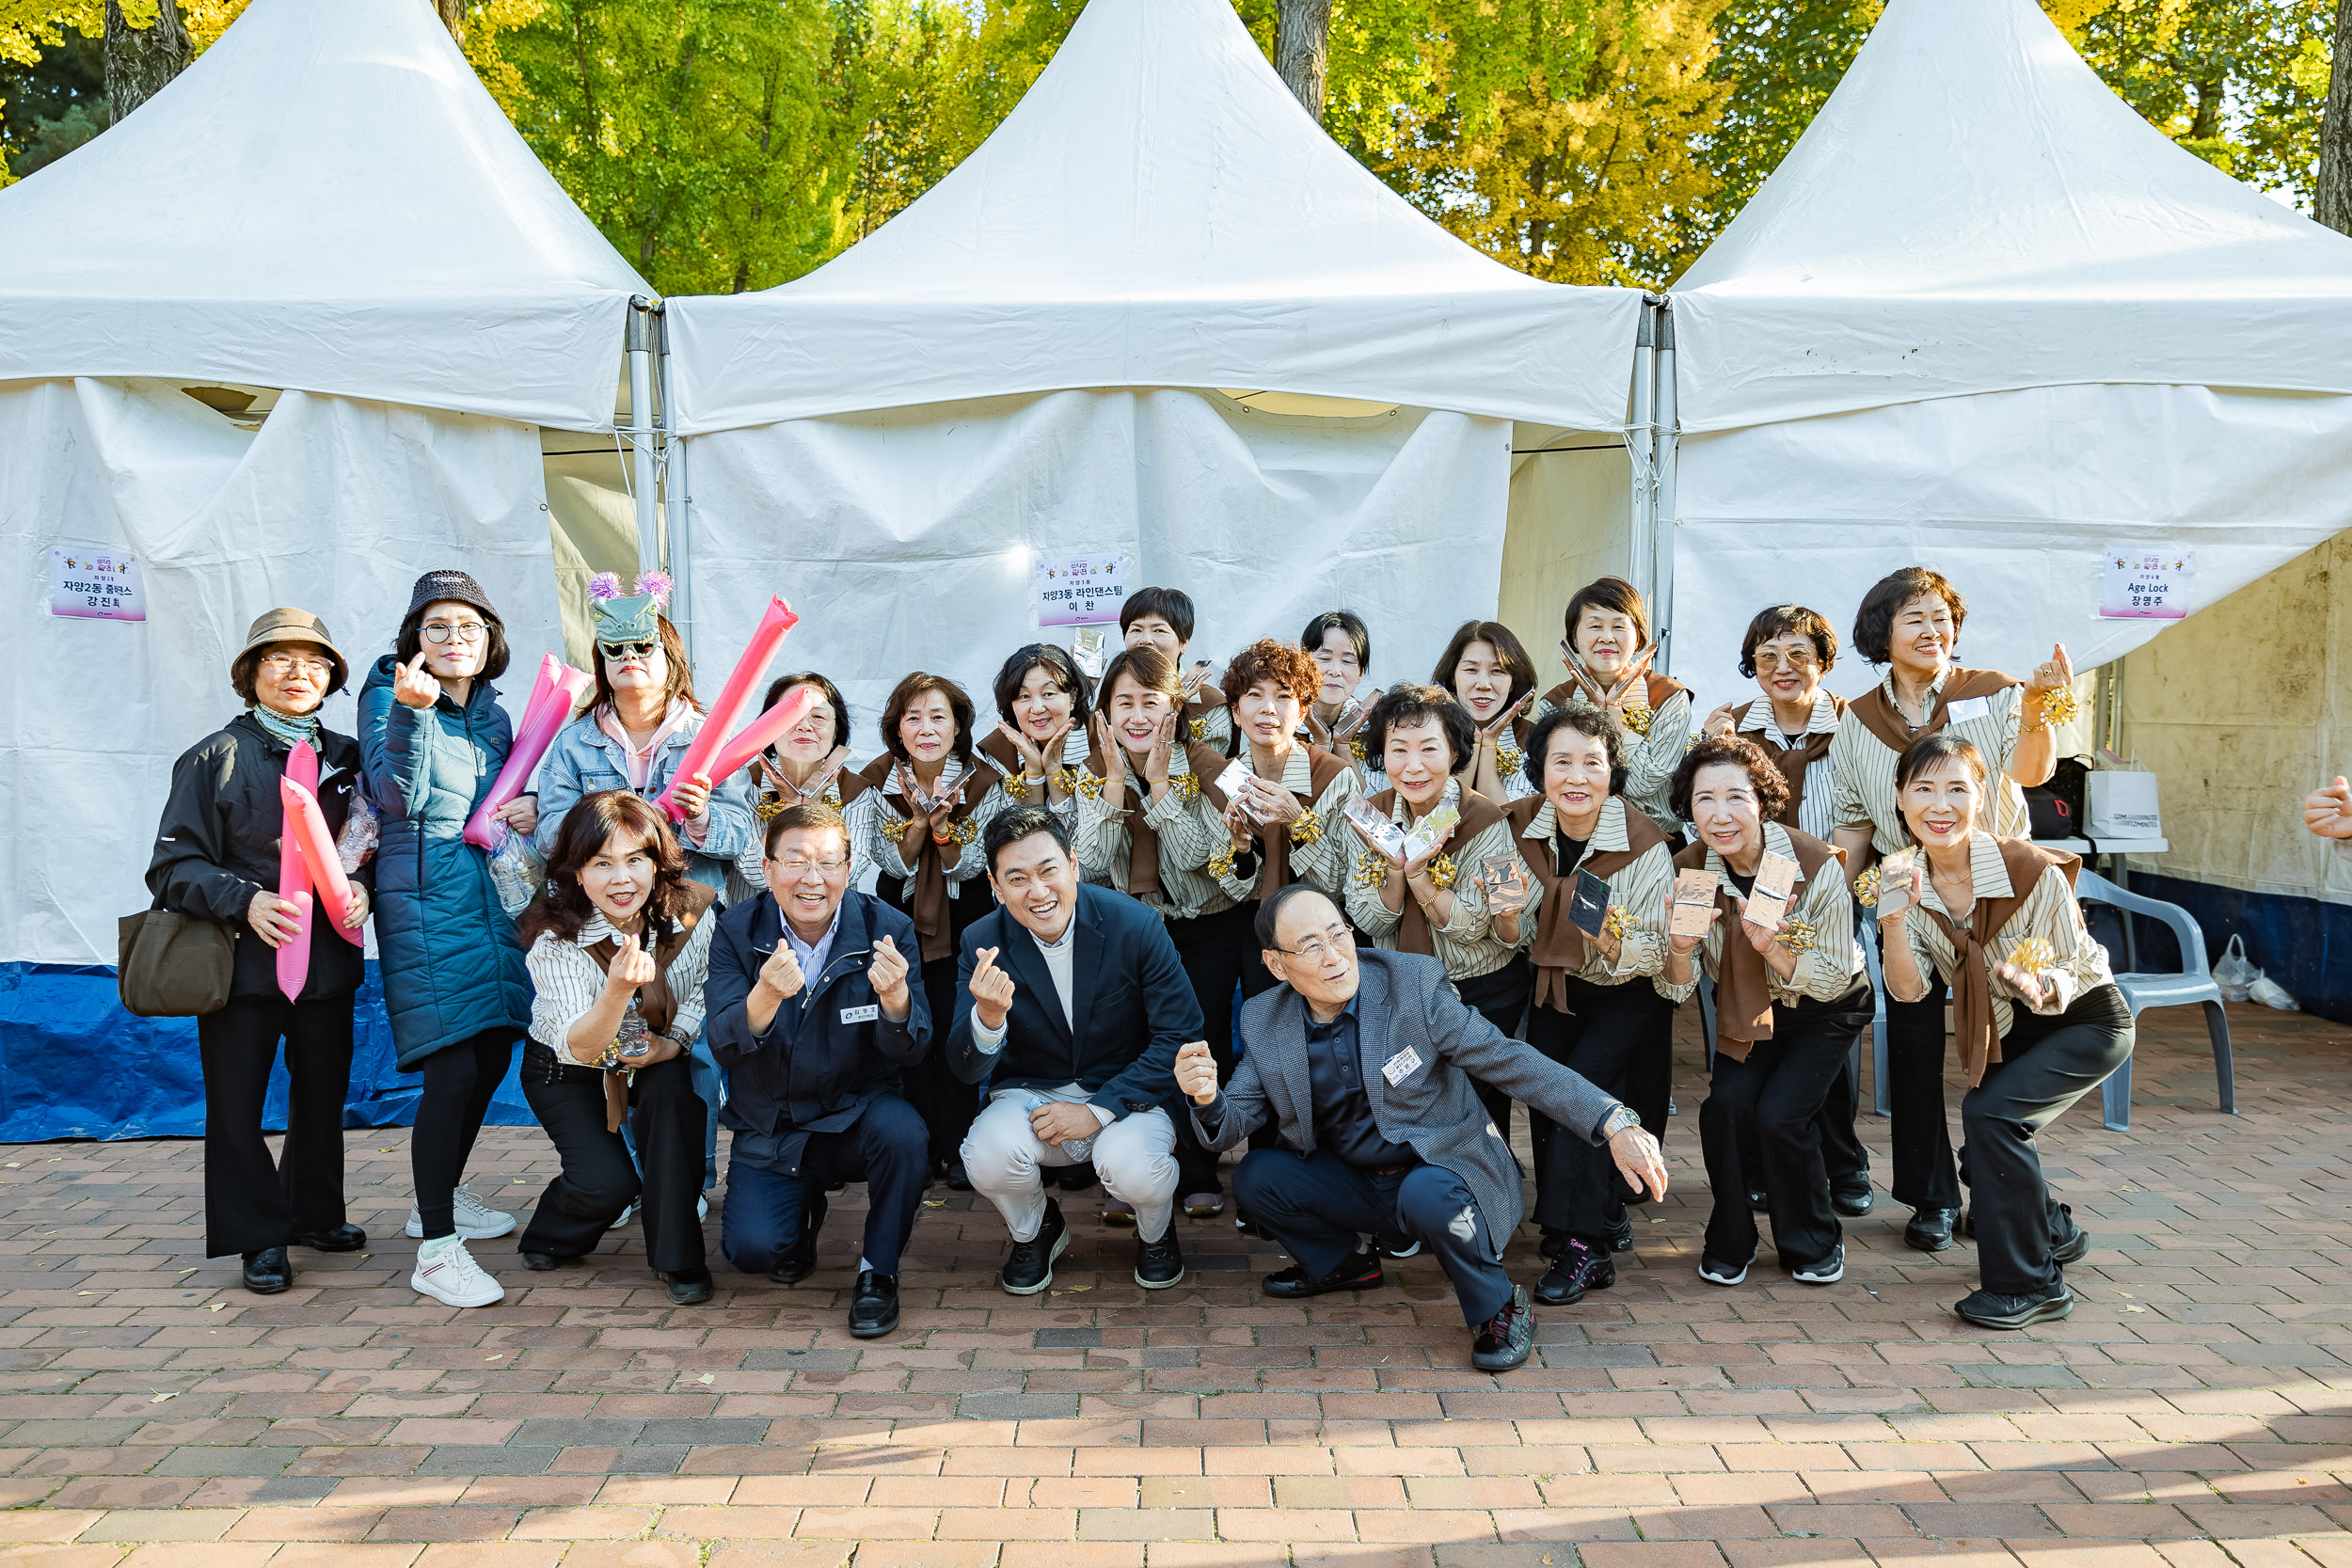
1619, 701, 1654, 738
1288, 813, 1323, 848
1353, 851, 1391, 889
1776, 918, 1818, 954
754, 794, 786, 823
1497, 742, 1523, 777
1602, 904, 1636, 941
2007, 935, 2056, 975
1003, 773, 1031, 803
1425, 853, 1458, 891
1349, 737, 1369, 763
1189, 717, 1210, 743
1054, 766, 1085, 799
947, 817, 979, 847
1207, 843, 1237, 880
1074, 771, 1105, 800
2040, 687, 2082, 727
1853, 867, 1882, 908
1170, 773, 1200, 805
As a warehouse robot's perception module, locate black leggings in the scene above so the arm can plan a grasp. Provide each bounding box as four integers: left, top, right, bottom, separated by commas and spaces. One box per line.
410, 1029, 516, 1241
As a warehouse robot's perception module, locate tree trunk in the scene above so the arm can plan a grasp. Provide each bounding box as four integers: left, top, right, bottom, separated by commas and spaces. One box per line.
1274, 0, 1332, 122
103, 0, 192, 125
2321, 0, 2352, 234
434, 0, 467, 48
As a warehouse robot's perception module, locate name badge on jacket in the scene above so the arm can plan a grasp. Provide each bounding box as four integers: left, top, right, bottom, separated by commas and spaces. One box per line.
840, 1004, 880, 1025
1946, 696, 1991, 722
1381, 1046, 1422, 1086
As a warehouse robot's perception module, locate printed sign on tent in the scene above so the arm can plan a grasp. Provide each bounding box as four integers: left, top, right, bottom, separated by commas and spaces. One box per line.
1035, 552, 1131, 627
48, 546, 146, 622
2098, 548, 2192, 620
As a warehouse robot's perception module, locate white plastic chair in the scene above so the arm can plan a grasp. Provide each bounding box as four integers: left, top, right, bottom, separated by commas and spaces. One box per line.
2074, 868, 2234, 1131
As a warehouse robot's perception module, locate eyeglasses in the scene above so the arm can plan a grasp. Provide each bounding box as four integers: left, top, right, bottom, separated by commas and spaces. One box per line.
768, 856, 850, 879
599, 641, 656, 660
258, 652, 333, 677
1753, 650, 1819, 672
421, 619, 488, 646
1273, 926, 1356, 962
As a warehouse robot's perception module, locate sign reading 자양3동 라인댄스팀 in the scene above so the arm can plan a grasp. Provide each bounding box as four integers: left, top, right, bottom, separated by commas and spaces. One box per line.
1034, 553, 1130, 628
48, 546, 147, 622
2097, 548, 2192, 620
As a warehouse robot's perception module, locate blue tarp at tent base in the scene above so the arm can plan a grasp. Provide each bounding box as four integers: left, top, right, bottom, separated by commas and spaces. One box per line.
0, 961, 534, 1143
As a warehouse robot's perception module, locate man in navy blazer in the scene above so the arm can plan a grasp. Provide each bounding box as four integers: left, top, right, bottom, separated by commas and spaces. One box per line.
948, 805, 1205, 1295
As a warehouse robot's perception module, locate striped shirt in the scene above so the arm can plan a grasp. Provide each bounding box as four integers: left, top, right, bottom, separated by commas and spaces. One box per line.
863, 752, 1009, 903
1520, 796, 1675, 983
1344, 778, 1534, 982
1891, 832, 2114, 1036
527, 911, 716, 1065
735, 768, 870, 895
1534, 687, 1692, 825
1739, 689, 1841, 842
1829, 668, 2029, 854
1655, 821, 1865, 1006
1071, 746, 1237, 921
1213, 744, 1363, 900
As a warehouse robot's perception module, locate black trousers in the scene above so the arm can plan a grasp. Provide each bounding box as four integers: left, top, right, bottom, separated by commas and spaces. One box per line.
1454, 959, 1534, 1152
1167, 901, 1255, 1196
1701, 986, 1874, 1271
1961, 985, 2133, 1295
198, 993, 356, 1258
721, 1096, 930, 1278
1234, 1148, 1513, 1326
1526, 974, 1676, 1241
1884, 975, 1963, 1212
517, 1048, 707, 1274
1820, 1046, 1870, 1188
410, 1029, 516, 1241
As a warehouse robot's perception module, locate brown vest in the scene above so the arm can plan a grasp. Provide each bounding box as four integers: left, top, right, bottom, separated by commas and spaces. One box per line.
1081, 740, 1232, 900
1847, 667, 2016, 755
1731, 695, 1846, 829
1674, 830, 1843, 1062
580, 881, 718, 1131
860, 752, 1005, 963
1922, 836, 2079, 1087
1238, 746, 1354, 899
1543, 672, 1689, 724
752, 752, 868, 823
1363, 786, 1508, 958
1507, 795, 1672, 1011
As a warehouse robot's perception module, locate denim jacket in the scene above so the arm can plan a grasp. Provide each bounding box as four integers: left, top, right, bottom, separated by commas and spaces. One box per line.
532, 709, 757, 895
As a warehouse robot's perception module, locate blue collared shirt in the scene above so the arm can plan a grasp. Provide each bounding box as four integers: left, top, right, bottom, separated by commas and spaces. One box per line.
780, 901, 844, 985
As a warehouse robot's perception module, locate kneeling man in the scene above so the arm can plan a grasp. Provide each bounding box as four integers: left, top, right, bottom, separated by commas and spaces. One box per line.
1178, 883, 1667, 1371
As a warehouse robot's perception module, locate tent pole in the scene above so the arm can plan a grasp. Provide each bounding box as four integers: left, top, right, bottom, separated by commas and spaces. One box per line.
1651, 301, 1678, 674
626, 295, 662, 580
650, 305, 692, 666
1629, 301, 1658, 599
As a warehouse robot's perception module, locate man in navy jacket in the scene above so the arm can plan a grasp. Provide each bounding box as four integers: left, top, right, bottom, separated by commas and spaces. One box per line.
949, 805, 1205, 1295
707, 803, 930, 1337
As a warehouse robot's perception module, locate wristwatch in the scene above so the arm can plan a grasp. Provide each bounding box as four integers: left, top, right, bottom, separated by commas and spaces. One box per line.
1598, 1104, 1643, 1141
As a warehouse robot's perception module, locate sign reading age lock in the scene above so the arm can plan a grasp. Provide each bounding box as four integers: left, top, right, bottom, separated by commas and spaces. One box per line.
49, 546, 147, 623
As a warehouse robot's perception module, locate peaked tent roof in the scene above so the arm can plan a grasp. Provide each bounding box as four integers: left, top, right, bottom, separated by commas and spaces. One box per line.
0, 0, 649, 430
665, 0, 1642, 436
1672, 0, 2352, 434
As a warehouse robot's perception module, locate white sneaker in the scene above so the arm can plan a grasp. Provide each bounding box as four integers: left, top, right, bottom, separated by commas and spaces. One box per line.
405, 1184, 516, 1241
613, 1202, 636, 1228
411, 1238, 505, 1307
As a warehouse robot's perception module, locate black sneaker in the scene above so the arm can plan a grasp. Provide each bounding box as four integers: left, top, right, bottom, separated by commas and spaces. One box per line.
769, 1192, 828, 1285
1135, 1227, 1184, 1290
1001, 1198, 1069, 1295
520, 1251, 561, 1272
1533, 1236, 1613, 1306
1056, 1164, 1099, 1194
1904, 1206, 1957, 1253
241, 1246, 292, 1295
1748, 1188, 1769, 1212
294, 1224, 366, 1252
1955, 1278, 2073, 1329
659, 1268, 714, 1306
1470, 1284, 1535, 1371
2049, 1204, 2090, 1265
1790, 1243, 1845, 1285
1832, 1180, 1875, 1217
850, 1270, 899, 1338
1696, 1252, 1751, 1287
1605, 1212, 1634, 1253
1262, 1249, 1383, 1299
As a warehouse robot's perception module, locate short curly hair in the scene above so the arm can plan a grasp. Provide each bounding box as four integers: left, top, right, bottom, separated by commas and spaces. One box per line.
1738, 605, 1838, 680
1220, 638, 1320, 713
1669, 733, 1791, 823
1522, 701, 1629, 798
1364, 684, 1476, 777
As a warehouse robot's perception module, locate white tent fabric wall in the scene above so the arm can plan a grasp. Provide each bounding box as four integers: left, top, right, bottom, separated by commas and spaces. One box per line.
0, 378, 564, 968
681, 390, 1510, 726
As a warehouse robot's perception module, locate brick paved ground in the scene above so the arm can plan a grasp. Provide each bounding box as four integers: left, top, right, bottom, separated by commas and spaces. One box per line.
0, 1001, 2344, 1568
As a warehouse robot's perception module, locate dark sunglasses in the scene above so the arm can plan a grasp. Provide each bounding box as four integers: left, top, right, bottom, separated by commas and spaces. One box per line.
599, 641, 657, 660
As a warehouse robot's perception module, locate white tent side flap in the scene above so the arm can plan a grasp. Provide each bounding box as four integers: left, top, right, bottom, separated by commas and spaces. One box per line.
0, 0, 649, 430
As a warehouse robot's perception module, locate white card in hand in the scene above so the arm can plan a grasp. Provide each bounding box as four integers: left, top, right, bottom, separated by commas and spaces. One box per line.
1381, 1046, 1422, 1085
1213, 758, 1252, 811
1345, 795, 1406, 858
1875, 848, 1917, 920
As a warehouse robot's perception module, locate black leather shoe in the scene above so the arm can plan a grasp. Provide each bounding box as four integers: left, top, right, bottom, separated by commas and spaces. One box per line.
1605, 1213, 1634, 1253
1905, 1207, 1958, 1252
660, 1268, 714, 1306
1955, 1279, 2073, 1330
1262, 1249, 1383, 1299
294, 1224, 366, 1253
2049, 1203, 2090, 1265
1135, 1227, 1184, 1290
1470, 1284, 1535, 1371
850, 1270, 899, 1337
1533, 1236, 1614, 1306
1748, 1188, 1769, 1212
520, 1251, 561, 1272
1001, 1198, 1068, 1295
945, 1162, 973, 1193
770, 1192, 829, 1285
241, 1247, 292, 1294
1833, 1180, 1875, 1217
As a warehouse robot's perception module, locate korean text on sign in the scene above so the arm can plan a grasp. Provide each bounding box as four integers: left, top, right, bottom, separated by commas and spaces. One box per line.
48, 547, 148, 623
1034, 553, 1131, 628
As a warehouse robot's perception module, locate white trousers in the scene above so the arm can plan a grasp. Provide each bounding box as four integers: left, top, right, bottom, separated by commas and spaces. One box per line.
961, 1085, 1178, 1244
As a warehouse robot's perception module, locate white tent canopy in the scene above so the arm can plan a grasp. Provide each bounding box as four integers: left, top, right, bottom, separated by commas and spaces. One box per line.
0, 0, 649, 431
665, 0, 1643, 435
1662, 0, 2352, 696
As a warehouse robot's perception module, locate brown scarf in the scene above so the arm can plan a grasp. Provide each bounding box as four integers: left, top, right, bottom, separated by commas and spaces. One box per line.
859, 752, 1005, 964
1677, 829, 1842, 1062
754, 752, 867, 821
1239, 745, 1353, 899
580, 881, 718, 1132
1732, 696, 1845, 829
1543, 672, 1689, 721
1922, 835, 2079, 1087
1083, 740, 1232, 900
1848, 667, 2016, 756
1508, 795, 1671, 1011
1365, 785, 1507, 957
977, 726, 1077, 806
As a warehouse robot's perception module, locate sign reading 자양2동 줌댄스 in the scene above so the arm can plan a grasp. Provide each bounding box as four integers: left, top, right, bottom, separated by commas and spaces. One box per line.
48, 546, 147, 622
1035, 553, 1130, 627
2097, 548, 2192, 620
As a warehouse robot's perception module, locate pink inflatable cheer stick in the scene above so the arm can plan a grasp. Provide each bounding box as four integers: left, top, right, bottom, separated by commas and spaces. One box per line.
276, 741, 320, 1001
658, 596, 800, 822
281, 775, 364, 947
463, 656, 594, 849
703, 682, 822, 788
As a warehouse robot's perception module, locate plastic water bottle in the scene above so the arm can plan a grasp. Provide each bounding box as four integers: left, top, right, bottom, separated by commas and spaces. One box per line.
615, 998, 652, 1061
1026, 1094, 1094, 1163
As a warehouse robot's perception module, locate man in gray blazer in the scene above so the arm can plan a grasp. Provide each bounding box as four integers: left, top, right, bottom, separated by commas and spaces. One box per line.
1176, 883, 1668, 1371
